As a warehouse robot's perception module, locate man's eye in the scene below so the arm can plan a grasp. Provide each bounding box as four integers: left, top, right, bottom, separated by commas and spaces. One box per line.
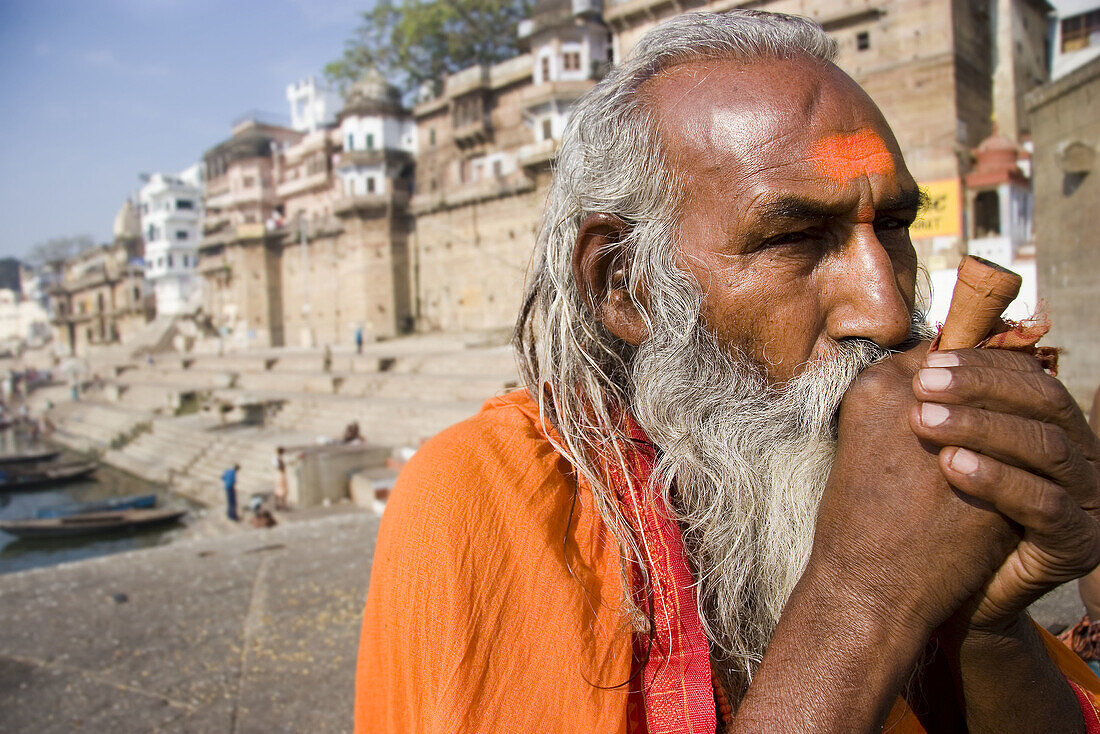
764, 230, 815, 247
874, 216, 914, 232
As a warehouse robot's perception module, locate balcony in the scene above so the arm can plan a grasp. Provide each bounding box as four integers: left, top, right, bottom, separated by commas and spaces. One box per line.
203, 211, 232, 235
453, 116, 492, 148
521, 79, 596, 112
333, 191, 410, 217
275, 170, 332, 199
518, 138, 559, 169
335, 148, 413, 171
445, 65, 490, 98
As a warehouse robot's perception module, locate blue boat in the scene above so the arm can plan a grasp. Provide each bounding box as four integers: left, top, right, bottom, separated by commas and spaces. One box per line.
35, 493, 157, 519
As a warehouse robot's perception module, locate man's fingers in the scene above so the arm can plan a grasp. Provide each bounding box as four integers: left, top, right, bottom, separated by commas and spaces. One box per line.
912, 357, 1095, 456
910, 402, 1099, 508
923, 348, 1045, 373
940, 447, 1100, 571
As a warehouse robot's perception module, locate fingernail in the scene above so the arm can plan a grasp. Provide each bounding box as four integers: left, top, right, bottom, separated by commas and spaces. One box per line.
921, 403, 950, 427
925, 352, 960, 368
918, 368, 952, 392
949, 447, 980, 475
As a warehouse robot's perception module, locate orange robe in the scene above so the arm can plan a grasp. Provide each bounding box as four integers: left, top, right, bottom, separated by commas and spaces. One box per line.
355, 390, 1100, 733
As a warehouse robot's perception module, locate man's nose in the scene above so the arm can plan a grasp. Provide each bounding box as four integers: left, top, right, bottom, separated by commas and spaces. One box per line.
824, 228, 912, 348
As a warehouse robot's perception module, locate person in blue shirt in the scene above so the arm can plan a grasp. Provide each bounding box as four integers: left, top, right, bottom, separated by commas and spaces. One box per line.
221, 464, 240, 521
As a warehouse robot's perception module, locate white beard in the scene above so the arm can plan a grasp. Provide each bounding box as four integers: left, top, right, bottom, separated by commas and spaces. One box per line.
629, 319, 903, 704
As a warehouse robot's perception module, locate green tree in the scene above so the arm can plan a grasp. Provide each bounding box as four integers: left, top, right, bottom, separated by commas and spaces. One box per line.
326, 0, 532, 98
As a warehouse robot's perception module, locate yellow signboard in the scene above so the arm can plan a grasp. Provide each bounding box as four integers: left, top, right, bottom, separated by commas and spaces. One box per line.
910, 178, 962, 239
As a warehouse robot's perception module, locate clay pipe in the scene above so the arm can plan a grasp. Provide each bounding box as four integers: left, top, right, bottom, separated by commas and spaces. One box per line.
936, 256, 1022, 351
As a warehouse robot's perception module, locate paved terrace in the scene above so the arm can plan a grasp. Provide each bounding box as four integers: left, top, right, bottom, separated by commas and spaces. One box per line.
0, 511, 378, 734
0, 504, 1090, 733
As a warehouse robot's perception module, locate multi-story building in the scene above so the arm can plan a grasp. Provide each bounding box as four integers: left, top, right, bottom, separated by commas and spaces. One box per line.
1050, 0, 1100, 79
276, 71, 417, 346
410, 0, 606, 332
48, 202, 151, 355
198, 115, 302, 347
139, 165, 203, 316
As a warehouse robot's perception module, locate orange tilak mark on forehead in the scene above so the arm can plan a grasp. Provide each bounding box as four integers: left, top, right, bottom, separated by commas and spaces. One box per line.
809, 129, 895, 181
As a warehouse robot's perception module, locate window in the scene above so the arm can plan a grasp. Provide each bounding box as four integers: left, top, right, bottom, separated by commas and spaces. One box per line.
168, 255, 174, 268
176, 230, 188, 240
974, 190, 1001, 237
133, 287, 140, 301
175, 199, 194, 210
541, 56, 551, 82
429, 128, 436, 147
242, 176, 255, 188
346, 134, 354, 151
367, 177, 376, 194
542, 118, 553, 141
1062, 10, 1100, 52
856, 31, 870, 51
493, 160, 502, 178
562, 51, 581, 71
366, 133, 375, 150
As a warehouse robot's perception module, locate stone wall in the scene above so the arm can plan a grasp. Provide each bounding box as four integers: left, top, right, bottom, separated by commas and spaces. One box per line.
1028, 58, 1100, 407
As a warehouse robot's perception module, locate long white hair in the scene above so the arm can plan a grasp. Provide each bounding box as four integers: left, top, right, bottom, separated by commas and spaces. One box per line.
514, 10, 839, 636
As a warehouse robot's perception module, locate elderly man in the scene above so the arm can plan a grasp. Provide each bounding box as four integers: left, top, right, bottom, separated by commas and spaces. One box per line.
356, 10, 1100, 733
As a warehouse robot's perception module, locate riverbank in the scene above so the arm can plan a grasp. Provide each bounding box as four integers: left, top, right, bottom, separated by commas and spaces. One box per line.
0, 509, 378, 733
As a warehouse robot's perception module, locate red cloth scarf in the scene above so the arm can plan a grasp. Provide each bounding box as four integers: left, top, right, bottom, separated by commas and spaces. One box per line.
613, 419, 717, 734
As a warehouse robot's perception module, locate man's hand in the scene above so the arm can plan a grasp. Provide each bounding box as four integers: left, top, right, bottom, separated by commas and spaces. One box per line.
908, 347, 1100, 632
804, 343, 1019, 643
733, 344, 1023, 733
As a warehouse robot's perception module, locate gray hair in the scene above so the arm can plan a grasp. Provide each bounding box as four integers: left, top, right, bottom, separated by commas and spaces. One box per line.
513, 10, 838, 628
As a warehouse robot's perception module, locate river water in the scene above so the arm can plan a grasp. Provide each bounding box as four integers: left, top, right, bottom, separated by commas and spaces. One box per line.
0, 431, 203, 575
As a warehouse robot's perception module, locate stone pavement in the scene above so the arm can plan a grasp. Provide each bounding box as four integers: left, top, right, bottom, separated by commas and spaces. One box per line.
0, 511, 379, 734
0, 502, 1090, 733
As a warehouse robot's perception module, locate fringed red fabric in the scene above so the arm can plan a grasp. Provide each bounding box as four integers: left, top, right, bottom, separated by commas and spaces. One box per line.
930, 302, 1060, 374
614, 419, 717, 734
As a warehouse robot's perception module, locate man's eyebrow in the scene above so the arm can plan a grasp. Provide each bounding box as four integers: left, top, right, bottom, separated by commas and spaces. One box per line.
754, 196, 849, 222
755, 188, 924, 222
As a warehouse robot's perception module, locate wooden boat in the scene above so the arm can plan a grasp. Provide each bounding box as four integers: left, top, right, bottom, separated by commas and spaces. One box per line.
0, 460, 97, 492
0, 507, 186, 538
0, 449, 61, 466
35, 493, 157, 519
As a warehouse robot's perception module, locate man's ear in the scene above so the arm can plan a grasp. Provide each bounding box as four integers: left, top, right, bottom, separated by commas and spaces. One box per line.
572, 213, 648, 345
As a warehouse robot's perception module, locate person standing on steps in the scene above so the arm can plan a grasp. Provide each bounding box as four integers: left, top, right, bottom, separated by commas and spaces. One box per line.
222, 463, 241, 522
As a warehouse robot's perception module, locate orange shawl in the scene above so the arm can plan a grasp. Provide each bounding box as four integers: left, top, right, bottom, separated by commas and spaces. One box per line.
355, 390, 1100, 732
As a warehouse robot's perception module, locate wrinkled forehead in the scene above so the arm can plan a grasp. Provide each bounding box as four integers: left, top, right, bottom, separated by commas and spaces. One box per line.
640, 55, 906, 184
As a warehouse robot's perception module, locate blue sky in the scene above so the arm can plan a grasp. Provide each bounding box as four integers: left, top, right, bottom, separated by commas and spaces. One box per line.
0, 0, 368, 259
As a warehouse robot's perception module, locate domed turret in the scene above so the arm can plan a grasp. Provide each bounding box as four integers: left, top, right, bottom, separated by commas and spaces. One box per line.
113, 199, 140, 242
342, 68, 403, 117
966, 125, 1027, 188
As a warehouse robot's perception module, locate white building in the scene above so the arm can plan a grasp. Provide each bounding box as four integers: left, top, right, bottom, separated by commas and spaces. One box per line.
518, 0, 608, 147
335, 70, 416, 200
0, 289, 50, 347
287, 77, 342, 134
139, 166, 203, 316
1051, 1, 1100, 80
